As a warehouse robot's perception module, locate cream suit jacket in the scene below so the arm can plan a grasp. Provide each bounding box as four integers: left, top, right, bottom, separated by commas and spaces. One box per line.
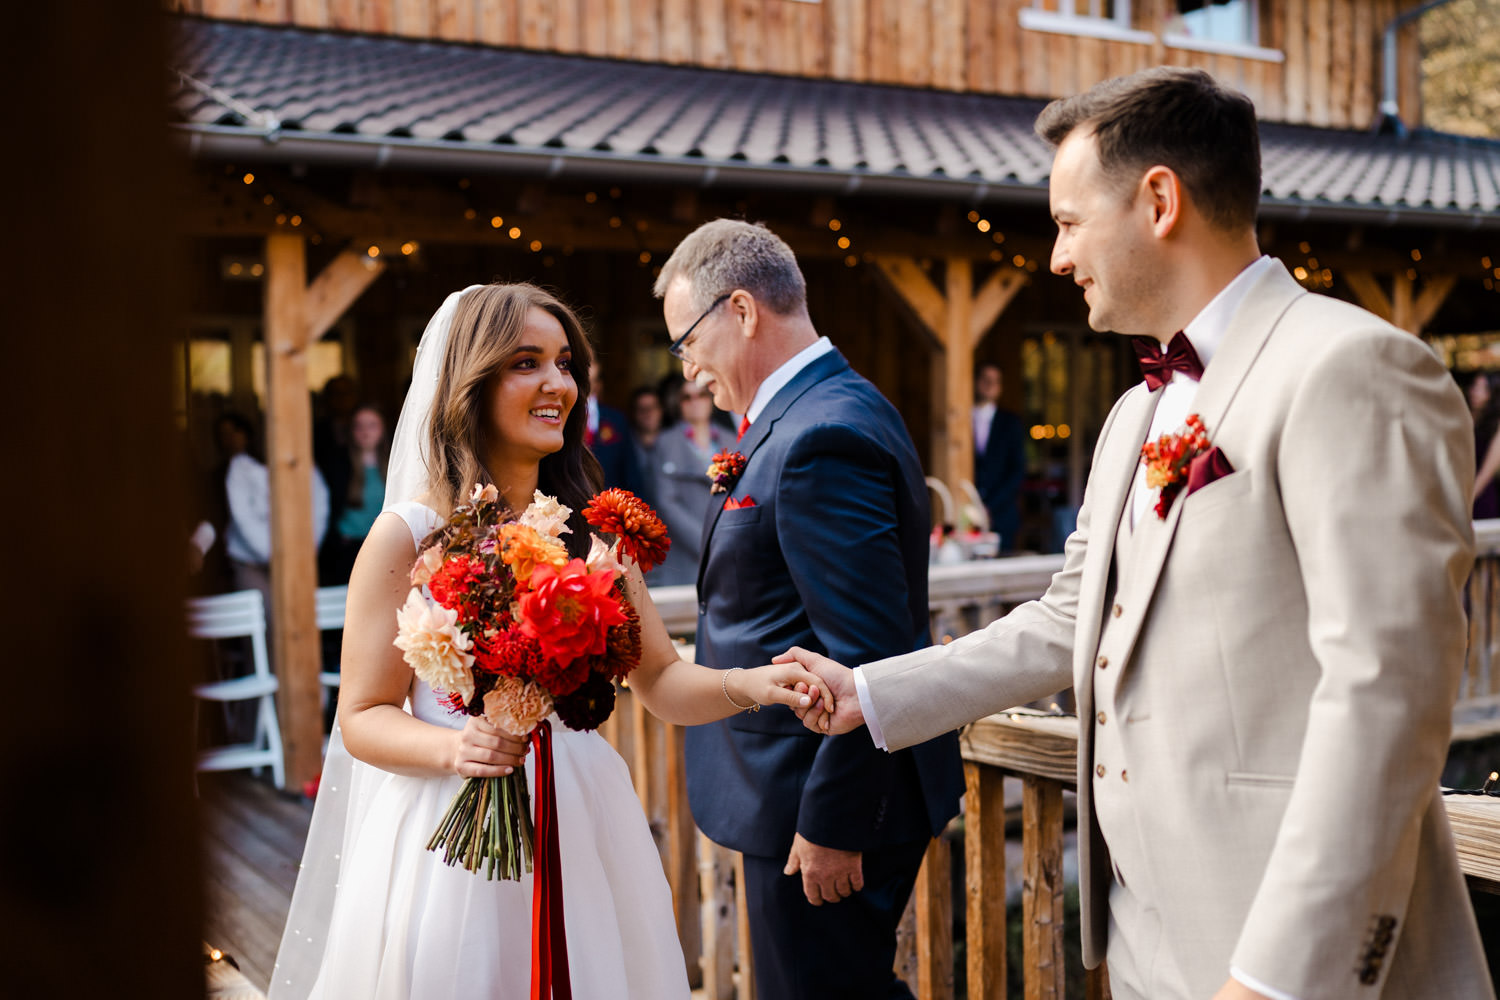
864, 262, 1493, 998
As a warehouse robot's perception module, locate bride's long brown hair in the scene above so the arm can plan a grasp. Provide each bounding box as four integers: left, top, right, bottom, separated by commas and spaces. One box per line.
425, 283, 603, 556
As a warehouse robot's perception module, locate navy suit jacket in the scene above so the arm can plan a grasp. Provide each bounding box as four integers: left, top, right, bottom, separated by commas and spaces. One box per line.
686, 349, 964, 857
975, 407, 1027, 550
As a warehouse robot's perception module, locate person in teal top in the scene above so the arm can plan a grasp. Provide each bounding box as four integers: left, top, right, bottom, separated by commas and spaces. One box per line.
320, 404, 389, 584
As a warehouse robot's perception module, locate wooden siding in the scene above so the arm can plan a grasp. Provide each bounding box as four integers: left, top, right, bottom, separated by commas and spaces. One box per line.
170, 0, 1427, 128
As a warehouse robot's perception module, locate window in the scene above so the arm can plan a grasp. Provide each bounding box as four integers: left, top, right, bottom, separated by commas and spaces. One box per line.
1019, 0, 1154, 44
1168, 0, 1256, 46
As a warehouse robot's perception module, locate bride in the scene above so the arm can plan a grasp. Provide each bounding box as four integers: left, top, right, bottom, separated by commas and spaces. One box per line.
270, 283, 829, 999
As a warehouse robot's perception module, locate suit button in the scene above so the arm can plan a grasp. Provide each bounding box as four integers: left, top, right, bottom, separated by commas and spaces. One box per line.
1112, 603, 1123, 618
1097, 711, 1107, 725
1096, 655, 1109, 669
1096, 764, 1106, 778
697, 601, 707, 615
1121, 769, 1128, 783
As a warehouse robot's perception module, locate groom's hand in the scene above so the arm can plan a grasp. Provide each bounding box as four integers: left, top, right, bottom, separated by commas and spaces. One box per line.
783, 832, 863, 905
1211, 979, 1271, 1000
774, 646, 864, 735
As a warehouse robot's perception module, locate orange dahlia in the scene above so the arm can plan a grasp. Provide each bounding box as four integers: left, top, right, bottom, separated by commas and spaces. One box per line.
582, 488, 671, 573
498, 522, 568, 585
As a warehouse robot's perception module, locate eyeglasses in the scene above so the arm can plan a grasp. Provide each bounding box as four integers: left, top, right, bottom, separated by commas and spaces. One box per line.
667, 293, 730, 362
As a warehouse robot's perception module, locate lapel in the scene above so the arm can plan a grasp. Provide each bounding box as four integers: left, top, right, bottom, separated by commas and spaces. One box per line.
1101, 262, 1307, 678
695, 348, 852, 590
1070, 383, 1160, 709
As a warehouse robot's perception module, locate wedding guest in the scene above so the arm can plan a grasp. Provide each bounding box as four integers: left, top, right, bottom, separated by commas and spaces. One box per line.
223, 410, 331, 622
313, 374, 360, 469
789, 67, 1493, 1000
584, 370, 645, 496
972, 361, 1028, 551
649, 379, 735, 585
627, 384, 664, 506
319, 404, 389, 584
655, 220, 964, 1000
1467, 371, 1500, 518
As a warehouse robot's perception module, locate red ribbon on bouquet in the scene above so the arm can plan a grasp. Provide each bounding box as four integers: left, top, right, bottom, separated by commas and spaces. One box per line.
530, 720, 572, 1000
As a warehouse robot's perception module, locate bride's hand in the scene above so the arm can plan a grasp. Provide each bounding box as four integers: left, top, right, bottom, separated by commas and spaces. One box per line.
452, 715, 530, 778
727, 663, 835, 717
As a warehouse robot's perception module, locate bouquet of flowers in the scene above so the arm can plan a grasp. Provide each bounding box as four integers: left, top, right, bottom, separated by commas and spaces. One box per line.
394, 483, 671, 879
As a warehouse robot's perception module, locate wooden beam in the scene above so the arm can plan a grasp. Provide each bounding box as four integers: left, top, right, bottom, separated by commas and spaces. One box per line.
971, 266, 1028, 346
915, 837, 955, 1000
873, 255, 948, 348
1344, 269, 1393, 321
699, 833, 736, 999
1411, 273, 1458, 334
665, 723, 703, 988
305, 246, 386, 340
965, 762, 1007, 1000
263, 232, 323, 791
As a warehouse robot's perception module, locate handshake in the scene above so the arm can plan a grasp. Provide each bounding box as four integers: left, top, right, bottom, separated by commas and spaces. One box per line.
770, 647, 867, 736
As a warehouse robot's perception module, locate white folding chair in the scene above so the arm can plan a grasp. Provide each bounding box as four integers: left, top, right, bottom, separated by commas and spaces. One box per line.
187, 590, 285, 789
315, 584, 348, 692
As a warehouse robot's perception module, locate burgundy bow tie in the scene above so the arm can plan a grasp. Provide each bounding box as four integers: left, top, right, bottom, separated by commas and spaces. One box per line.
1132, 332, 1205, 390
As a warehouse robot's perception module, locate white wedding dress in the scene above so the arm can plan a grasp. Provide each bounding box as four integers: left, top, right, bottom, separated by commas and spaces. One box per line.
269, 501, 690, 1000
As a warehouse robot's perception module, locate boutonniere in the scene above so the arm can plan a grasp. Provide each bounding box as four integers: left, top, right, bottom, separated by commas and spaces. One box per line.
707, 450, 747, 494
1140, 413, 1211, 519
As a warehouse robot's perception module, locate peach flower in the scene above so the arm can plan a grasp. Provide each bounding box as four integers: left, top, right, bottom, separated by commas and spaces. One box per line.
482, 676, 554, 735
410, 544, 445, 587
393, 588, 475, 703
519, 490, 573, 540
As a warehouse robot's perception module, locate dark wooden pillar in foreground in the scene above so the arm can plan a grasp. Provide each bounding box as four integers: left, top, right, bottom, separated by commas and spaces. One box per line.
263, 237, 383, 790
0, 2, 202, 995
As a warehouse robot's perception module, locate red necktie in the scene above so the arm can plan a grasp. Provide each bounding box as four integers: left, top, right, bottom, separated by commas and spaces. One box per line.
737, 415, 750, 441
1132, 332, 1205, 390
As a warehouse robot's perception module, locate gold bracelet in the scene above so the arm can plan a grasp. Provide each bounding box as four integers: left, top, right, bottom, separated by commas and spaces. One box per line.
722, 667, 760, 712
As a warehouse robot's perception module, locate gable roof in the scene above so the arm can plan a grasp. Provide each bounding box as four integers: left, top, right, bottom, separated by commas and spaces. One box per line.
170, 17, 1500, 229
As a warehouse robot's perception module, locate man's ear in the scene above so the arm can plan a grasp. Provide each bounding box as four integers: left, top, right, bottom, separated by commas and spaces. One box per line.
1141, 165, 1183, 239
729, 289, 758, 339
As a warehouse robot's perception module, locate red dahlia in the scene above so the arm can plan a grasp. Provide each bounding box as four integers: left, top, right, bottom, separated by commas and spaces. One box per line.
582, 488, 671, 573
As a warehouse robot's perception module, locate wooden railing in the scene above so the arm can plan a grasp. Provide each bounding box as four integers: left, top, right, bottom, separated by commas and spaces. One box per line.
612, 522, 1500, 998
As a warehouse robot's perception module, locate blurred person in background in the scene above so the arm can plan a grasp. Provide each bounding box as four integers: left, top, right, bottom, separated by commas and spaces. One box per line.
628, 384, 665, 506
973, 361, 1028, 551
320, 403, 389, 584
650, 378, 735, 585
1466, 371, 1500, 519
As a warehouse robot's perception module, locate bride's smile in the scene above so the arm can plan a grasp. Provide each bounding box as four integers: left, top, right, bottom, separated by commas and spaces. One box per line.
485, 306, 577, 464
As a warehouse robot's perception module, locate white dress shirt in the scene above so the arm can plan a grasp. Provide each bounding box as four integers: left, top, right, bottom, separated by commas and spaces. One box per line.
853, 255, 1296, 1000
973, 402, 997, 456
744, 336, 834, 425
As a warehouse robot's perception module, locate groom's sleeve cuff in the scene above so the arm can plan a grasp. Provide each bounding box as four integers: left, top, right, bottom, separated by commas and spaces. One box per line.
1231, 965, 1302, 1000
852, 667, 888, 750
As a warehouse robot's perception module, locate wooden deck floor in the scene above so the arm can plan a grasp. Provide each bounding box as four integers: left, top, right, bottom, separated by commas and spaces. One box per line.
200, 772, 312, 994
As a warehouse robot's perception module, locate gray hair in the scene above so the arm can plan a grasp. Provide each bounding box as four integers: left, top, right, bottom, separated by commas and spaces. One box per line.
653, 219, 807, 315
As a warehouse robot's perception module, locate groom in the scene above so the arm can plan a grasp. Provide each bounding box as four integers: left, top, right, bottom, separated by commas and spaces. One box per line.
787, 68, 1494, 999
655, 219, 964, 999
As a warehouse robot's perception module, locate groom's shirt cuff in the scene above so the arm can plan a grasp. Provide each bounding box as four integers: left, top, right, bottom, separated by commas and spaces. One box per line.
1231, 966, 1302, 1000
851, 667, 888, 750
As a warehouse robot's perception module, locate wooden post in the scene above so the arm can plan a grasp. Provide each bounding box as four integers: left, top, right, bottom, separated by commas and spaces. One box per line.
1022, 776, 1066, 1000
915, 836, 955, 1000
5, 0, 201, 990
965, 762, 1007, 1000
263, 239, 385, 790
1344, 269, 1456, 335
872, 255, 1027, 485
734, 851, 756, 1000
946, 258, 976, 490
264, 233, 322, 791
699, 833, 732, 999
665, 723, 704, 987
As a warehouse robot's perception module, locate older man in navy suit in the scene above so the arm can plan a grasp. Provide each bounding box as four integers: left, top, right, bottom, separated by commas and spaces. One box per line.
654, 220, 963, 999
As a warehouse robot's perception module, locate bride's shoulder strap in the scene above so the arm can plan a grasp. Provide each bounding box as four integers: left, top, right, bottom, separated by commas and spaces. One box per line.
383, 500, 441, 549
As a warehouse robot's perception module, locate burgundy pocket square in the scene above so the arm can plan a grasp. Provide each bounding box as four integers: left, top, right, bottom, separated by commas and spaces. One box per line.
1185, 446, 1234, 497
